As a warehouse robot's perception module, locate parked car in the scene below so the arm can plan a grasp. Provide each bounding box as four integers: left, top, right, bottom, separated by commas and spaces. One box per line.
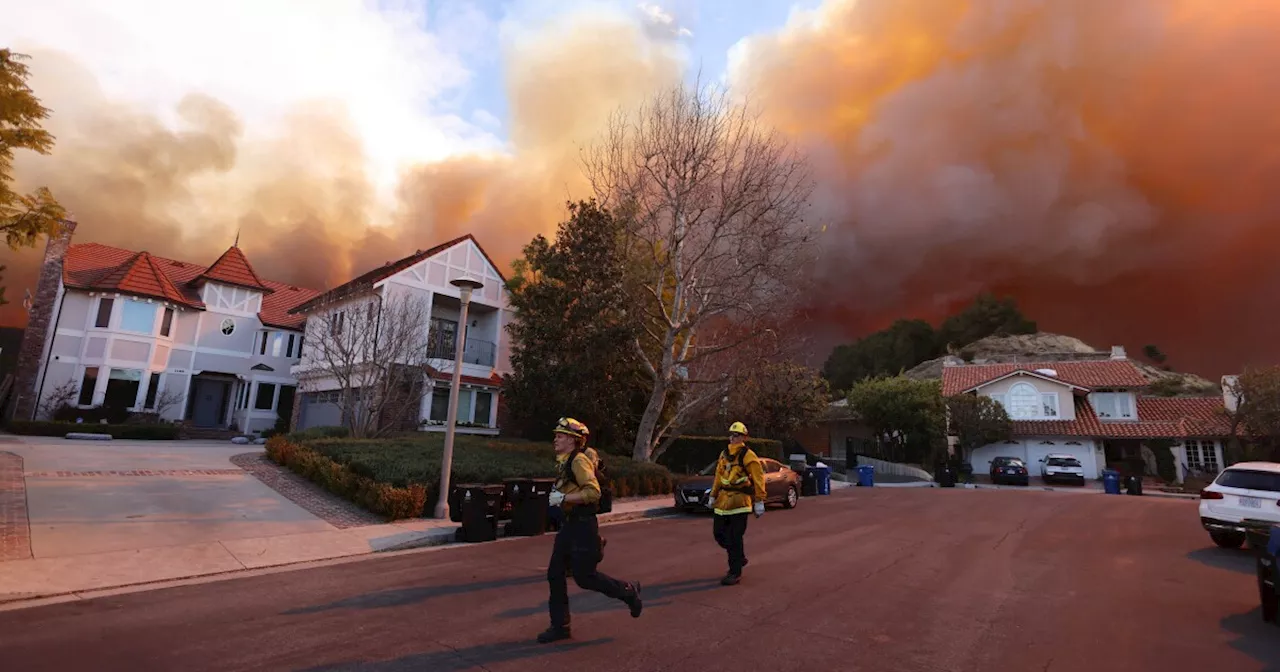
990, 456, 1030, 486
1199, 462, 1280, 549
1040, 454, 1086, 485
674, 457, 801, 512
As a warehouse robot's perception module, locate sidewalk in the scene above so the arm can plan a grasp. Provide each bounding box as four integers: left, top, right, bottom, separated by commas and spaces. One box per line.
0, 496, 678, 606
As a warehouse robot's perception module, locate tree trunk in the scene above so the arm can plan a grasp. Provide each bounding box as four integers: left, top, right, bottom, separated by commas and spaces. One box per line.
632, 380, 669, 461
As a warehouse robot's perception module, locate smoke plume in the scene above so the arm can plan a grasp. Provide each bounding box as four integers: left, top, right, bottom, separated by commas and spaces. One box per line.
4, 0, 1280, 377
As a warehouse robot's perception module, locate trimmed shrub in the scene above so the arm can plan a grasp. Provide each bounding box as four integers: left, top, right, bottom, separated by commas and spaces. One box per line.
6, 421, 180, 440
264, 437, 426, 520
286, 425, 351, 442
656, 436, 784, 474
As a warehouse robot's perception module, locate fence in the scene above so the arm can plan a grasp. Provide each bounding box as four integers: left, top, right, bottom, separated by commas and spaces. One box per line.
854, 454, 934, 482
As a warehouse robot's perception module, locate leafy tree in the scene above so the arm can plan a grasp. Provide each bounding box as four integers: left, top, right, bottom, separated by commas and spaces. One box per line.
935, 292, 1037, 350
847, 376, 945, 465
713, 361, 830, 440
1, 49, 66, 305
946, 394, 1013, 461
822, 319, 937, 393
503, 200, 649, 453
1225, 366, 1280, 462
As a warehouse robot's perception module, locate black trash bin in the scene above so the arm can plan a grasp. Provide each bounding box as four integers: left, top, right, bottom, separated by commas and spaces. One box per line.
505, 477, 556, 537
801, 467, 819, 497
937, 464, 956, 488
452, 483, 504, 543
1124, 475, 1144, 496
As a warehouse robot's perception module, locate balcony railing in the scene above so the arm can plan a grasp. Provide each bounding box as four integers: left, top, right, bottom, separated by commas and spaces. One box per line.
426, 335, 496, 367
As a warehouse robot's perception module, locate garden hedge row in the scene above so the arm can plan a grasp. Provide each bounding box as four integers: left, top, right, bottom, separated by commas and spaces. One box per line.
656, 436, 784, 474
5, 421, 180, 440
265, 437, 426, 520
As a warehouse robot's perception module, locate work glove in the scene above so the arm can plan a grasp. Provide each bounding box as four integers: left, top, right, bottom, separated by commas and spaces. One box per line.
753, 502, 765, 518
705, 492, 716, 509
548, 490, 566, 507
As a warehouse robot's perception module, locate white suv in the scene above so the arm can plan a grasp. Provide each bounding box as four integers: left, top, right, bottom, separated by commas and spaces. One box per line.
1198, 461, 1280, 548
1040, 453, 1085, 485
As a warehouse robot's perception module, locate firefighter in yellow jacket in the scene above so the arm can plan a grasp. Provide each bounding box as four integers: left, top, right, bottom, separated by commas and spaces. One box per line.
709, 421, 767, 585
540, 417, 642, 644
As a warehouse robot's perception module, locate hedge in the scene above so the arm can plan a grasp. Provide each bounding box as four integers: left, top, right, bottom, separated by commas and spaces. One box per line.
285, 425, 351, 442
6, 421, 181, 440
287, 433, 677, 513
265, 437, 425, 520
656, 436, 784, 474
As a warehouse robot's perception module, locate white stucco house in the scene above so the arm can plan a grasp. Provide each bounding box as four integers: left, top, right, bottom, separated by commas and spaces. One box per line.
943, 347, 1232, 483
7, 223, 319, 434
287, 234, 513, 436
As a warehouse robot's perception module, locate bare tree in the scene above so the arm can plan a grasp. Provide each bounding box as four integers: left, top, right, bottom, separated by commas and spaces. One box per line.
296, 292, 433, 438
583, 82, 817, 461
152, 388, 184, 420
38, 379, 78, 419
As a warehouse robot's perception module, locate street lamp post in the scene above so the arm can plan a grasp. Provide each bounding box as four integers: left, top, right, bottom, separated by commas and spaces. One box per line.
434, 275, 485, 519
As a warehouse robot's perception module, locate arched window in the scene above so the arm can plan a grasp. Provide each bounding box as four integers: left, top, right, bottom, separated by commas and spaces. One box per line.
1007, 383, 1040, 419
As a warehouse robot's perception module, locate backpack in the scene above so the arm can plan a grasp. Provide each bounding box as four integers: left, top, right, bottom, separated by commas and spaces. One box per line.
719, 446, 759, 494
566, 447, 613, 514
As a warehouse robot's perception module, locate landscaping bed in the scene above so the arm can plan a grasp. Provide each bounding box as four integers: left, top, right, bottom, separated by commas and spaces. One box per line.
5, 421, 180, 440
266, 433, 677, 521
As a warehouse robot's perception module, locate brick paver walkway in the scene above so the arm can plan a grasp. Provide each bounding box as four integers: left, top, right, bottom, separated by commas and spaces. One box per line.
0, 452, 31, 562
23, 469, 245, 478
231, 453, 384, 529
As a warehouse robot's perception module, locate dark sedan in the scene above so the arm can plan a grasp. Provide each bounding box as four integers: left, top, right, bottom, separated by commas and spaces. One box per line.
990, 456, 1030, 486
674, 458, 801, 512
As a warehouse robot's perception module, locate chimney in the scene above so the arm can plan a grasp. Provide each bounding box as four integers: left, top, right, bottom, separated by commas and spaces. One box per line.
1109, 345, 1127, 360
6, 220, 77, 422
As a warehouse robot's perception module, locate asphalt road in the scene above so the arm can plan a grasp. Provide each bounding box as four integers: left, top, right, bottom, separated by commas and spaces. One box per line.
0, 487, 1277, 672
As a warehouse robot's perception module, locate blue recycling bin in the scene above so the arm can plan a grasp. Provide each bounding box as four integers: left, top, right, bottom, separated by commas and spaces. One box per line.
1101, 469, 1121, 495
856, 464, 875, 487
815, 466, 832, 495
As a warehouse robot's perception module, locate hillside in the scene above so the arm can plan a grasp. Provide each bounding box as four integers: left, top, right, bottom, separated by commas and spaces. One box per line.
903, 332, 1220, 396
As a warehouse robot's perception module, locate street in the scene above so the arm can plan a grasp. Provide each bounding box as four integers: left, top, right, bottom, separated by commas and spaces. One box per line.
0, 487, 1275, 672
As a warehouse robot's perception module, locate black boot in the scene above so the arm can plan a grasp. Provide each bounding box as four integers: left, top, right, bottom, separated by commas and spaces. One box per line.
721, 573, 741, 586
624, 581, 643, 618
537, 626, 572, 644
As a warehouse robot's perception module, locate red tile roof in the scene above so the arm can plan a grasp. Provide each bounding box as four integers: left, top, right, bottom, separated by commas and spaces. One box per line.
290, 234, 504, 314
942, 360, 1149, 396
427, 366, 502, 388
1005, 395, 1231, 439
62, 242, 319, 330
192, 246, 272, 292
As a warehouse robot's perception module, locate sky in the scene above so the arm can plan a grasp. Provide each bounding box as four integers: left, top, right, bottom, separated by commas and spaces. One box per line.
4, 0, 1280, 379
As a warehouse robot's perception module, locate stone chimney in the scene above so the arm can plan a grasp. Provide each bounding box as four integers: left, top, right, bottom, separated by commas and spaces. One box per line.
1109, 345, 1127, 360
6, 220, 77, 422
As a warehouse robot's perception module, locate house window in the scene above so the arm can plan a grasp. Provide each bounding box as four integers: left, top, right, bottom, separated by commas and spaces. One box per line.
296, 335, 304, 359
221, 318, 236, 336
104, 369, 143, 409
1041, 393, 1059, 418
1185, 440, 1221, 474
429, 317, 458, 357
160, 307, 174, 337
94, 297, 114, 328
255, 383, 277, 410
143, 372, 162, 409
1092, 392, 1134, 419
474, 391, 493, 427
1007, 383, 1040, 420
271, 332, 284, 357
429, 388, 450, 422
78, 367, 99, 406
286, 334, 296, 358
258, 331, 270, 355
331, 311, 345, 337
120, 299, 157, 334
458, 390, 473, 424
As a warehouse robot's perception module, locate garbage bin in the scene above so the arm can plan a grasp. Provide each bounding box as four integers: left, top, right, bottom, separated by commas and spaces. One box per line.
505, 477, 556, 537
856, 464, 875, 487
1251, 525, 1280, 624
937, 464, 956, 488
1101, 469, 1121, 495
801, 467, 819, 497
815, 465, 832, 496
452, 483, 504, 543
1124, 475, 1144, 496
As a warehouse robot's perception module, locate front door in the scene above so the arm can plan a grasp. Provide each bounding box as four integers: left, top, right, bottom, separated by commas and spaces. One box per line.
191, 379, 229, 427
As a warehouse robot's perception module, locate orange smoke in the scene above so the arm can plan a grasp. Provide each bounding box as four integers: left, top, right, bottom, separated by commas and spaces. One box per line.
6, 0, 1280, 378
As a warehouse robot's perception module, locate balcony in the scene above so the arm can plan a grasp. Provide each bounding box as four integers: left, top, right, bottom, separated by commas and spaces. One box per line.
426, 335, 496, 367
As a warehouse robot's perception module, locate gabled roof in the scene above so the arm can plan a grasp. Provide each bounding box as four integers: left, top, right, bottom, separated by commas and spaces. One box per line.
192, 246, 273, 292
62, 242, 319, 330
1006, 396, 1232, 439
942, 360, 1149, 396
290, 234, 504, 314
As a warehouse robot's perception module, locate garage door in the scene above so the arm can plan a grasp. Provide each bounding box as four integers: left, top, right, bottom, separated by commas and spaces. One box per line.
969, 442, 1028, 476
297, 392, 343, 431
1025, 440, 1098, 480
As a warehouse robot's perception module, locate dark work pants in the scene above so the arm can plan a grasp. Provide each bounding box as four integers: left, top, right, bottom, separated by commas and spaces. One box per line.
547, 510, 631, 628
713, 512, 750, 575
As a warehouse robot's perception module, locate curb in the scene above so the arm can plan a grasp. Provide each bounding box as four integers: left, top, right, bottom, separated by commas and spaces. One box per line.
958, 482, 1199, 500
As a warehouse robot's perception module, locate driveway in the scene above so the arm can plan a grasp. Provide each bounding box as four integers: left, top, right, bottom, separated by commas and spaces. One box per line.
0, 487, 1274, 671
1, 436, 333, 559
